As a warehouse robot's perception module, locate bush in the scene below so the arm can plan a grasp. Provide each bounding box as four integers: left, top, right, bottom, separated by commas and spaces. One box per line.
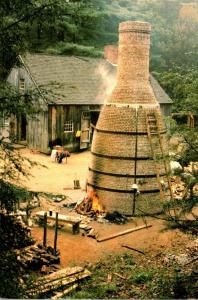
45, 42, 103, 58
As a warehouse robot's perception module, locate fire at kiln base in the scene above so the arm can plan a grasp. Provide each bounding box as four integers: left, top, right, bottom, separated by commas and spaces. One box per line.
75, 190, 105, 217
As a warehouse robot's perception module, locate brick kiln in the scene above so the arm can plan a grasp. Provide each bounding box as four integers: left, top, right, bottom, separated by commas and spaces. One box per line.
87, 21, 172, 215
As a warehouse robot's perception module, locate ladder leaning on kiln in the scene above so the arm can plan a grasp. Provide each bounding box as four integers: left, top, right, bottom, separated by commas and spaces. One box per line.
145, 111, 173, 201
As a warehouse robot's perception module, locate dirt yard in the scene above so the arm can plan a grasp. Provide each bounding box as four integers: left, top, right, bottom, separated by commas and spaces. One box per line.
21, 149, 192, 268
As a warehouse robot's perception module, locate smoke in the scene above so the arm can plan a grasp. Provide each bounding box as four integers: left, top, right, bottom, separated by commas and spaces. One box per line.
95, 62, 117, 103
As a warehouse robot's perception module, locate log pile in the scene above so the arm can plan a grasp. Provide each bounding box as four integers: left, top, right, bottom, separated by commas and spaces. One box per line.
75, 196, 93, 215
17, 244, 60, 273
26, 266, 91, 298
0, 213, 34, 250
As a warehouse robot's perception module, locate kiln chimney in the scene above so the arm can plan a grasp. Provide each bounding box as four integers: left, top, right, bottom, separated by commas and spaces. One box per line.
109, 21, 157, 105
87, 21, 172, 215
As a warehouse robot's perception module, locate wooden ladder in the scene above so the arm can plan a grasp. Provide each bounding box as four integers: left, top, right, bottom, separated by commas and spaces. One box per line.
154, 113, 173, 199
145, 112, 164, 201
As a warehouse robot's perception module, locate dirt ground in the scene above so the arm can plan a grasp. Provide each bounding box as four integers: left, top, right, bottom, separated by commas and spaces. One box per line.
21, 149, 192, 268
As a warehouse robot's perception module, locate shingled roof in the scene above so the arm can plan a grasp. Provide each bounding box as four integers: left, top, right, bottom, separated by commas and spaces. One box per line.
149, 75, 172, 104
22, 53, 172, 105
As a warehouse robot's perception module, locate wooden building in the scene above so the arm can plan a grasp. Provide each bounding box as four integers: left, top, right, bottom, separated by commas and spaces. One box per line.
6, 53, 172, 153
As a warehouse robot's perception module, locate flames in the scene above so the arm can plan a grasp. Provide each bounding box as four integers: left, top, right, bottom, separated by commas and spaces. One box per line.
75, 190, 104, 216
89, 190, 103, 213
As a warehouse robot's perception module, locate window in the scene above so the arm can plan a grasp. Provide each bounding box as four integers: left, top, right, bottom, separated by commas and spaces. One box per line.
19, 78, 25, 92
64, 121, 73, 132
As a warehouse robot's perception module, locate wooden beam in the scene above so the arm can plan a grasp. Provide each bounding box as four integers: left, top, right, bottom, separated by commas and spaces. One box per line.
28, 269, 91, 296
51, 283, 78, 299
97, 224, 152, 242
43, 212, 47, 247
54, 212, 58, 255
122, 244, 145, 255
35, 267, 84, 286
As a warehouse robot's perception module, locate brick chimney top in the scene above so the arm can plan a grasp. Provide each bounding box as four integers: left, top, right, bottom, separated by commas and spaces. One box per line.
119, 21, 151, 33
108, 20, 157, 105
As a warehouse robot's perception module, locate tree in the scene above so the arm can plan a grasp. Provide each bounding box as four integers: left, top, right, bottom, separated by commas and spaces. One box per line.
0, 1, 76, 297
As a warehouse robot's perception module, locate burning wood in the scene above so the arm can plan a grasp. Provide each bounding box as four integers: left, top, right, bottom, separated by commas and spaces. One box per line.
75, 190, 104, 216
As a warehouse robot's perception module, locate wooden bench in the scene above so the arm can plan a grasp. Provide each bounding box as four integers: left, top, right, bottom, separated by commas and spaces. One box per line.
35, 211, 81, 234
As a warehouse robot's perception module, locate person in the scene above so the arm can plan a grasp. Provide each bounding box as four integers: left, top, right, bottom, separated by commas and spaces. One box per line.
57, 150, 70, 163
50, 149, 57, 162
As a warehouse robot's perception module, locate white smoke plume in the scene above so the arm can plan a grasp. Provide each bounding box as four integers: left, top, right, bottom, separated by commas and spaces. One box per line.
95, 62, 117, 103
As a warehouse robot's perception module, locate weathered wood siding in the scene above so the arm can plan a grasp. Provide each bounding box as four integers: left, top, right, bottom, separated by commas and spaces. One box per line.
160, 104, 172, 117
27, 111, 49, 153
48, 105, 100, 152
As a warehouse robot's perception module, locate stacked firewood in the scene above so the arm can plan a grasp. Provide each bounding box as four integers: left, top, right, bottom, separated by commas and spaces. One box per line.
0, 213, 34, 251
17, 244, 60, 273
75, 197, 93, 215
26, 266, 91, 298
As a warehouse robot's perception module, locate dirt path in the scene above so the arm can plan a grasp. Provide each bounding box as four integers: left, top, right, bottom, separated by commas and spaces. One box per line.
21, 148, 90, 201
22, 149, 191, 268
31, 219, 189, 268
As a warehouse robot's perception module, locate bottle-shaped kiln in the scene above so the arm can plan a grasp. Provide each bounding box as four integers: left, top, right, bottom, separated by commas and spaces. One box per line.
87, 21, 172, 215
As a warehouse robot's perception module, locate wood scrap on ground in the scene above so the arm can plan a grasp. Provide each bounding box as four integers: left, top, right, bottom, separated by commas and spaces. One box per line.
122, 244, 146, 255
51, 283, 78, 299
113, 272, 127, 280
107, 273, 113, 282
17, 244, 60, 272
97, 224, 152, 242
87, 228, 98, 239
26, 266, 91, 298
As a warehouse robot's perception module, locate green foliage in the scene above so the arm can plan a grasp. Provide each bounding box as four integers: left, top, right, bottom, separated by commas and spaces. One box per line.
71, 251, 197, 299
153, 69, 198, 113
0, 180, 34, 213
0, 213, 34, 251
45, 42, 103, 57
132, 271, 154, 283
0, 213, 34, 298
0, 251, 25, 298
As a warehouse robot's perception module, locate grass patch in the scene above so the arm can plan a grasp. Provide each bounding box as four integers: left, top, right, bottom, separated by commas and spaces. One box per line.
69, 249, 197, 299
132, 271, 154, 283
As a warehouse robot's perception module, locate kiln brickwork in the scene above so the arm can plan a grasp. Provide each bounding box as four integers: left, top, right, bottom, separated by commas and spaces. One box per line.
87, 21, 172, 215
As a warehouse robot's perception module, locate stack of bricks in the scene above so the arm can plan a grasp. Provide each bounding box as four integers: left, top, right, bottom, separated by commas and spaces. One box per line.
87, 21, 171, 215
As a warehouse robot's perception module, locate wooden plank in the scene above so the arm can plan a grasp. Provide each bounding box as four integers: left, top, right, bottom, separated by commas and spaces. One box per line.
28, 269, 91, 295
51, 106, 57, 141
97, 225, 152, 242
35, 266, 84, 286
51, 283, 78, 299
36, 211, 81, 224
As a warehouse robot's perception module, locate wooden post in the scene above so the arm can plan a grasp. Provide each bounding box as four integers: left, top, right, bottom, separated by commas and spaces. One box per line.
54, 212, 58, 255
43, 212, 47, 248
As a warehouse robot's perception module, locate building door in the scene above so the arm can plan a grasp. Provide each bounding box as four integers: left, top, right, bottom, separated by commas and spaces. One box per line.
80, 111, 90, 149
90, 110, 100, 143
17, 114, 27, 142
21, 114, 27, 141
